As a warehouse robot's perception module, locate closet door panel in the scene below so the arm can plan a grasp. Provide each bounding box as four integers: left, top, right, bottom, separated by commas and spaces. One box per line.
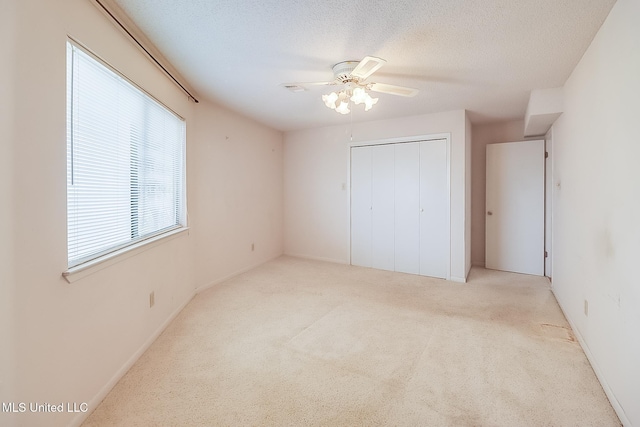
371, 144, 395, 271
394, 142, 420, 274
419, 139, 449, 278
350, 146, 373, 268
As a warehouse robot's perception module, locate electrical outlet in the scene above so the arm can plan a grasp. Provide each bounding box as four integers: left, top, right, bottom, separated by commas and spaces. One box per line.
584, 299, 588, 316
150, 291, 155, 308
251, 243, 255, 251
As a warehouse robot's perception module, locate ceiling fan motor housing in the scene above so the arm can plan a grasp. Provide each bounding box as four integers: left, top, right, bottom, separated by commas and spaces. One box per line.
332, 61, 359, 83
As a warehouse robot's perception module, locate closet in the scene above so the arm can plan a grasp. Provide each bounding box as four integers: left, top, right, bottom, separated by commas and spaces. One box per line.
350, 139, 449, 279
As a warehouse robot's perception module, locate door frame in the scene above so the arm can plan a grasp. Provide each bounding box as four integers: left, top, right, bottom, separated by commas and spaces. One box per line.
544, 129, 553, 280
348, 133, 452, 280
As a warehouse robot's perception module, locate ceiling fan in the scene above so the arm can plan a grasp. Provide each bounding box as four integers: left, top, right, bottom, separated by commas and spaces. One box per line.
282, 56, 419, 114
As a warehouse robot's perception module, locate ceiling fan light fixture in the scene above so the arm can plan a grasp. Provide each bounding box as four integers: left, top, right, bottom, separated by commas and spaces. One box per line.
322, 92, 338, 109
335, 100, 351, 115
350, 87, 367, 104
286, 55, 418, 116
323, 86, 378, 114
364, 95, 378, 111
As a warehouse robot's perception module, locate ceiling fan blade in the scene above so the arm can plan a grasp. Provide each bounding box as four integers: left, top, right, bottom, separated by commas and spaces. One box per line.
369, 82, 419, 97
280, 82, 335, 92
351, 56, 386, 80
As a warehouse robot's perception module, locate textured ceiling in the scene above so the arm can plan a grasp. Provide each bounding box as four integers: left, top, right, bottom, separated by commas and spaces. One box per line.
112, 0, 617, 131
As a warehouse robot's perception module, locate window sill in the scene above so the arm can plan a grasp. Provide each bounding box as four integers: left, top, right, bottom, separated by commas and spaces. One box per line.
62, 227, 190, 284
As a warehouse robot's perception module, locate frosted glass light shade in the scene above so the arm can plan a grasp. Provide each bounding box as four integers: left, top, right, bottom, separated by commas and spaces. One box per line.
364, 95, 378, 111
335, 100, 351, 114
323, 86, 377, 114
351, 87, 367, 104
322, 92, 338, 109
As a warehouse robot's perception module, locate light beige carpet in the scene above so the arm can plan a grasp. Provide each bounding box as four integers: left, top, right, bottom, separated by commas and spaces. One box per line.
82, 256, 620, 426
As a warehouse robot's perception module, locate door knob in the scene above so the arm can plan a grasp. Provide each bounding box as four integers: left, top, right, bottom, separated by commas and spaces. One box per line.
487, 211, 493, 216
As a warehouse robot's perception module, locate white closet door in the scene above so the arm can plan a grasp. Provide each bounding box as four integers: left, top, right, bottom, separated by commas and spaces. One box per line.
351, 139, 449, 280
394, 142, 420, 274
419, 139, 449, 278
371, 144, 395, 271
350, 146, 372, 267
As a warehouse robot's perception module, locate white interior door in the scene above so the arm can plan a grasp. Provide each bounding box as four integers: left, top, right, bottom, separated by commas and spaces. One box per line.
371, 145, 395, 271
394, 142, 420, 274
350, 146, 372, 268
419, 139, 449, 279
486, 140, 544, 276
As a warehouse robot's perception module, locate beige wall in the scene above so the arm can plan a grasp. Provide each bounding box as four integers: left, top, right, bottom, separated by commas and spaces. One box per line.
192, 101, 284, 290
284, 110, 471, 282
1, 1, 17, 424
550, 0, 639, 424
284, 125, 351, 264
8, 3, 195, 426
2, 1, 283, 426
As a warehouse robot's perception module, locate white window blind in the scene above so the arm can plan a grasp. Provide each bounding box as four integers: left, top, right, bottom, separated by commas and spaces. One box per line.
67, 41, 185, 268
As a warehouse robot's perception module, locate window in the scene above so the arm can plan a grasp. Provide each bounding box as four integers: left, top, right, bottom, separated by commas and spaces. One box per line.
66, 41, 186, 268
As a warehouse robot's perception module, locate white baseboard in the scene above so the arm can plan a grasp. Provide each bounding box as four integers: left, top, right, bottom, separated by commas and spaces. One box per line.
69, 292, 195, 427
289, 253, 467, 283
283, 252, 349, 265
551, 289, 630, 427
195, 254, 282, 294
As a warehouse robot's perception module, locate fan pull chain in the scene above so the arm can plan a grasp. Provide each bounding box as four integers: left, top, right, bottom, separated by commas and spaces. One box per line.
350, 106, 353, 142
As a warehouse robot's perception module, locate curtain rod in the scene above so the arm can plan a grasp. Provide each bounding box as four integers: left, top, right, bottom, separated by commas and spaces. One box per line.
94, 0, 199, 104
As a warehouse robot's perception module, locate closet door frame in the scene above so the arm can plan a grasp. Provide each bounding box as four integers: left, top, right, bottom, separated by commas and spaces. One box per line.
348, 133, 451, 280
